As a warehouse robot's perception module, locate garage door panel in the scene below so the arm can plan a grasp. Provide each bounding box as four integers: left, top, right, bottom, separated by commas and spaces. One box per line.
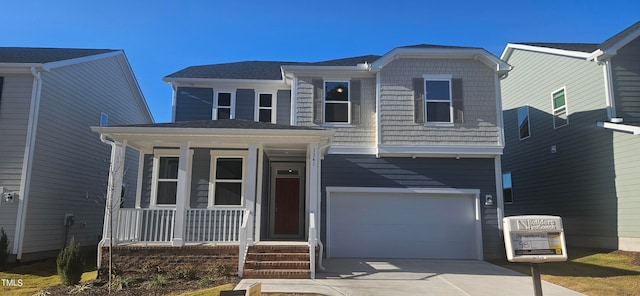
329, 191, 479, 259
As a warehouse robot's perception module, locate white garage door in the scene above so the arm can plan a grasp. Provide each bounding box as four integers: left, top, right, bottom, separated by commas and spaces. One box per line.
328, 190, 480, 259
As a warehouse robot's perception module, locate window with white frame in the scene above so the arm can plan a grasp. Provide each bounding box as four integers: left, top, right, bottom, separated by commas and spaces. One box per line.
503, 172, 513, 203
214, 91, 235, 119
424, 76, 453, 123
324, 81, 350, 123
257, 93, 275, 123
155, 156, 179, 205
210, 153, 245, 206
552, 88, 568, 128
517, 106, 530, 140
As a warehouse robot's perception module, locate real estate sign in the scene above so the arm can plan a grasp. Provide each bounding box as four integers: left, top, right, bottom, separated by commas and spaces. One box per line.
503, 215, 567, 262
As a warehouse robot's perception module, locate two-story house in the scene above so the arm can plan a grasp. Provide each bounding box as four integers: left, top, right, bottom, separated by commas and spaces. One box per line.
0, 47, 153, 261
93, 44, 511, 278
500, 21, 640, 252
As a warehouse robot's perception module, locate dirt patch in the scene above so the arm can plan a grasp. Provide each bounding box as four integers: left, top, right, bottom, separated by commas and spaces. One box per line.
612, 250, 640, 266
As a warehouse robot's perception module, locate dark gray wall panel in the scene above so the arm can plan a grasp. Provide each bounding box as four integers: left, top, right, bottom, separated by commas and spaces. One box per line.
276, 90, 291, 125
140, 154, 153, 208
190, 149, 210, 208
611, 38, 640, 121
236, 89, 255, 120
175, 87, 213, 121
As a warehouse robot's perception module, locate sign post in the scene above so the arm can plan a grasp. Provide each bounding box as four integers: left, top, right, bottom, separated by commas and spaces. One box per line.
503, 215, 568, 296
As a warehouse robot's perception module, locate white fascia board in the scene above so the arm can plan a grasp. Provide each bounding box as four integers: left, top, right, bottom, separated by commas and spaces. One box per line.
91, 126, 334, 139
589, 28, 640, 61
164, 77, 288, 90
41, 50, 123, 71
327, 145, 376, 155
377, 144, 503, 157
501, 43, 591, 60
281, 65, 373, 78
597, 121, 640, 135
371, 47, 511, 74
326, 186, 480, 196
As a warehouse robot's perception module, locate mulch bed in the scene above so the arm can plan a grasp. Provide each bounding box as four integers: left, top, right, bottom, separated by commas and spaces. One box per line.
612, 250, 640, 267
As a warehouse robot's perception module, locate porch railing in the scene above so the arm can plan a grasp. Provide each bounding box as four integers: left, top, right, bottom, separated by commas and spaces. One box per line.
238, 210, 252, 278
114, 208, 244, 244
309, 212, 317, 279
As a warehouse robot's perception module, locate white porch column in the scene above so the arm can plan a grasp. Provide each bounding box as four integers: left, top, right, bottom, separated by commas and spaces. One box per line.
172, 141, 190, 246
102, 140, 126, 246
308, 143, 320, 219
245, 143, 258, 242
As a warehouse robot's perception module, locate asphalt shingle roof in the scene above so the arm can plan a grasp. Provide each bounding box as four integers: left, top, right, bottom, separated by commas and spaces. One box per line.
111, 119, 325, 130
399, 44, 484, 50
0, 47, 117, 63
599, 20, 640, 49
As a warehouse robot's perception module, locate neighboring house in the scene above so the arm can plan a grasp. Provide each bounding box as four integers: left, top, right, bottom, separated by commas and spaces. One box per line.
92, 44, 511, 278
500, 21, 640, 252
0, 47, 153, 261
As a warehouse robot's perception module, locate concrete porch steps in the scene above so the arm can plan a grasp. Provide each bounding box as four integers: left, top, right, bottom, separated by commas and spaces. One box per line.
243, 244, 311, 279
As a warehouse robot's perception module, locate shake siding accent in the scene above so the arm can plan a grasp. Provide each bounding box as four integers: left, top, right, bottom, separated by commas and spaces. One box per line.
175, 87, 213, 121
22, 55, 152, 254
297, 77, 376, 147
276, 90, 291, 125
140, 154, 153, 208
190, 148, 210, 208
321, 155, 501, 259
614, 132, 640, 240
379, 58, 498, 145
235, 89, 255, 120
501, 49, 617, 248
610, 38, 640, 121
0, 74, 33, 244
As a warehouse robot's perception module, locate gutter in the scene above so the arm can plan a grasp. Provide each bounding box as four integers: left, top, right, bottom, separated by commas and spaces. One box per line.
13, 66, 44, 260
597, 121, 640, 135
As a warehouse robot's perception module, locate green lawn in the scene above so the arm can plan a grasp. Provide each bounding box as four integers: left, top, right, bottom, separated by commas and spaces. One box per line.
0, 258, 95, 296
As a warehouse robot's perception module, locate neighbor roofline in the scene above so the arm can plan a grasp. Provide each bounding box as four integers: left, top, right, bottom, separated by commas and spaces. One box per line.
500, 43, 592, 61
163, 77, 288, 86
589, 22, 640, 62
372, 47, 511, 74
0, 50, 123, 72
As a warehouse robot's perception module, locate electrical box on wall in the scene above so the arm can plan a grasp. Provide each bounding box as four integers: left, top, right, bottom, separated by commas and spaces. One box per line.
503, 215, 568, 263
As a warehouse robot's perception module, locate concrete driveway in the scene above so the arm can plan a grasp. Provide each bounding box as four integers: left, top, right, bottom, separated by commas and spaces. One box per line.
236, 259, 585, 296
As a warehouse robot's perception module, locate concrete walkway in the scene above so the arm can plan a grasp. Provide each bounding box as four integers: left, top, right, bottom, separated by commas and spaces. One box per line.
236, 259, 585, 296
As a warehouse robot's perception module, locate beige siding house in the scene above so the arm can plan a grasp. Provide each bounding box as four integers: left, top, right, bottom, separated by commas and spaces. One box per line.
0, 47, 153, 261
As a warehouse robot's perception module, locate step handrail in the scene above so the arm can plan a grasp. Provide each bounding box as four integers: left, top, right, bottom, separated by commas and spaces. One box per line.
238, 209, 252, 278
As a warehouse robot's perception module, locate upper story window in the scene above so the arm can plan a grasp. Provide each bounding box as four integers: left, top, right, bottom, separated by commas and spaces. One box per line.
324, 81, 350, 123
214, 91, 235, 120
209, 151, 246, 207
517, 106, 530, 140
502, 172, 513, 204
100, 112, 108, 126
552, 88, 568, 128
424, 75, 453, 123
257, 93, 276, 123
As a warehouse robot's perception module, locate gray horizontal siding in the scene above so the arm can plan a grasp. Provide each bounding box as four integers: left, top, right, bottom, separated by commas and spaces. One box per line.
175, 87, 213, 121
321, 155, 501, 259
140, 154, 153, 208
22, 55, 152, 254
0, 74, 34, 248
379, 58, 499, 145
501, 49, 617, 249
235, 89, 255, 120
190, 149, 210, 208
613, 131, 640, 240
611, 37, 640, 121
276, 90, 291, 125
296, 77, 376, 147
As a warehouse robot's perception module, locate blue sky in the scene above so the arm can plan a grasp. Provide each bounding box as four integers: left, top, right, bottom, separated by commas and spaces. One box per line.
2, 0, 638, 123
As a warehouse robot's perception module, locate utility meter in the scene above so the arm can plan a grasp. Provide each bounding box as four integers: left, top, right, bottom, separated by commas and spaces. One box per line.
503, 215, 567, 263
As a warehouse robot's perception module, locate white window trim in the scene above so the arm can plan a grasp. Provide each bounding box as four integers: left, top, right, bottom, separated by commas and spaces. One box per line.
551, 87, 569, 129
150, 149, 193, 208
213, 90, 236, 120
423, 74, 453, 125
323, 80, 351, 124
255, 92, 277, 123
518, 105, 531, 140
208, 150, 248, 208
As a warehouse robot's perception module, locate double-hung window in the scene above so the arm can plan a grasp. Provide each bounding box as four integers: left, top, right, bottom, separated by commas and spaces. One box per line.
552, 88, 568, 128
517, 106, 530, 140
424, 75, 453, 123
210, 152, 246, 207
154, 156, 179, 205
324, 81, 350, 123
214, 91, 235, 119
257, 93, 275, 123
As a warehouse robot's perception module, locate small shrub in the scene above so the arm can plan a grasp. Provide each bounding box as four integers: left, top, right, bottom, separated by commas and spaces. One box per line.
198, 276, 216, 287
31, 290, 51, 296
69, 282, 92, 294
210, 262, 233, 277
110, 276, 132, 291
56, 237, 85, 286
143, 275, 167, 289
0, 227, 9, 268
140, 259, 163, 274
173, 264, 197, 280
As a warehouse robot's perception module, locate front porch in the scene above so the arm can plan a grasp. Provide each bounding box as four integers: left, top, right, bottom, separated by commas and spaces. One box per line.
92, 120, 333, 278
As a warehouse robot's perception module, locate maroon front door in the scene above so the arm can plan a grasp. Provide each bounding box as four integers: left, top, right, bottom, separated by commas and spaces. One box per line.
273, 177, 300, 235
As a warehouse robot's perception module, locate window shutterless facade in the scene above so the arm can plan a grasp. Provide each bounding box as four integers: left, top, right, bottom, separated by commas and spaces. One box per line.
151, 155, 179, 206
424, 75, 453, 123
502, 172, 513, 204
324, 81, 350, 123
552, 88, 568, 128
214, 90, 235, 120
209, 151, 247, 207
256, 92, 276, 123
517, 106, 530, 140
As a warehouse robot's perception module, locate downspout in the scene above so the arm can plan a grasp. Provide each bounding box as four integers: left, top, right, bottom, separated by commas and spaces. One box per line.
13, 66, 43, 260
96, 134, 117, 268
602, 60, 617, 120
170, 82, 177, 122
316, 142, 331, 271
